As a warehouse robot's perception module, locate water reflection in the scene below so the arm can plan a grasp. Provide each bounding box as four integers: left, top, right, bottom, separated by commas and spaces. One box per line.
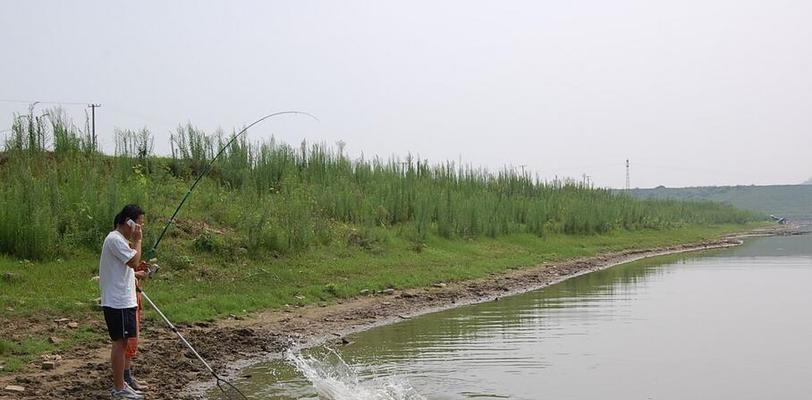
714, 231, 812, 257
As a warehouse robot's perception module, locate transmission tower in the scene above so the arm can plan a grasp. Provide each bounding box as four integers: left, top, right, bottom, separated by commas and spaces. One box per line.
625, 159, 630, 190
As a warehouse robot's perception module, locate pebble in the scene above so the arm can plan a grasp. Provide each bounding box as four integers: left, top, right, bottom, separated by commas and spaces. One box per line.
42, 361, 58, 370
359, 289, 370, 295
67, 322, 79, 329
48, 336, 63, 344
4, 385, 25, 393
433, 282, 447, 288
382, 288, 395, 295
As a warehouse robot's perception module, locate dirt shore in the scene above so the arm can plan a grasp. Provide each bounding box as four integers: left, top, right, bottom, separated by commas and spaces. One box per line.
0, 227, 791, 399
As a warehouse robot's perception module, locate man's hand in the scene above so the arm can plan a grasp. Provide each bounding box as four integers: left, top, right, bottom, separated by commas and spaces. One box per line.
132, 223, 143, 243
134, 270, 148, 280
126, 225, 144, 270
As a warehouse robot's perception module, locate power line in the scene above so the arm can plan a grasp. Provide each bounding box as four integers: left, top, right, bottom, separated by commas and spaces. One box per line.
0, 99, 90, 106
104, 105, 177, 127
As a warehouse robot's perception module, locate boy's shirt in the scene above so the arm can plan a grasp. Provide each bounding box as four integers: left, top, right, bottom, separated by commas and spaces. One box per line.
99, 230, 138, 309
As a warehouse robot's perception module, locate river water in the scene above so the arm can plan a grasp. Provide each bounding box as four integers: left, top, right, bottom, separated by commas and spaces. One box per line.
215, 232, 812, 400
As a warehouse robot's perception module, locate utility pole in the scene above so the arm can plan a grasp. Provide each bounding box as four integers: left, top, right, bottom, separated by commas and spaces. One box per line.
88, 103, 101, 150
625, 159, 630, 191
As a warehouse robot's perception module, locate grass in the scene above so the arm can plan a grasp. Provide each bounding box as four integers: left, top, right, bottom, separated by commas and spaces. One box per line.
0, 223, 762, 322
0, 327, 103, 373
0, 222, 765, 373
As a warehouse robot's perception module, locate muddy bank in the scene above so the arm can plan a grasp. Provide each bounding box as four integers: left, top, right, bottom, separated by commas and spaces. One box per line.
0, 228, 789, 399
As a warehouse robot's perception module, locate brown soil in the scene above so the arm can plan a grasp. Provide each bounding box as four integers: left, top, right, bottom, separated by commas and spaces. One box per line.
0, 226, 791, 399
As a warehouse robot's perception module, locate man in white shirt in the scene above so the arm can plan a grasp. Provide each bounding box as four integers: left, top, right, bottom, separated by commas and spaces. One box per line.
99, 204, 146, 400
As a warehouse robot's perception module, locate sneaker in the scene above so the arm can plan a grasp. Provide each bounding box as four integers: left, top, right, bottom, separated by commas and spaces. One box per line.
125, 382, 145, 396
124, 370, 149, 391
126, 375, 149, 392
111, 384, 144, 399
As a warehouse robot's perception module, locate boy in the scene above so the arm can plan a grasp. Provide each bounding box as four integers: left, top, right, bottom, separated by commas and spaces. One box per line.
99, 204, 146, 399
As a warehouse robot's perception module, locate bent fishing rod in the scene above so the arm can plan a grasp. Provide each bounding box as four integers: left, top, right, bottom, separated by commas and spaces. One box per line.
139, 111, 318, 400
145, 110, 319, 261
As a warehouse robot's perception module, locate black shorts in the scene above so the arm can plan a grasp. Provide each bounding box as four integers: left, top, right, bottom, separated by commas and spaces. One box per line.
103, 307, 138, 341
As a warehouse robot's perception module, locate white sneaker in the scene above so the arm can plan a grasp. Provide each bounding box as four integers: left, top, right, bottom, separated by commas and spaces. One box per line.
126, 375, 149, 392
111, 384, 144, 399
125, 382, 145, 396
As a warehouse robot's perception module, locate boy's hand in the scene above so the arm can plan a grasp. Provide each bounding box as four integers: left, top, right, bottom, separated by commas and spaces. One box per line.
133, 224, 143, 242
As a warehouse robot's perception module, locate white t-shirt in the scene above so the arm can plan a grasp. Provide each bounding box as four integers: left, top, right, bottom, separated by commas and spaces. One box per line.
99, 230, 138, 309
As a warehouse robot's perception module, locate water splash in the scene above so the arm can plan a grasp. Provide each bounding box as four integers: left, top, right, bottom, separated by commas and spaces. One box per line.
286, 348, 426, 400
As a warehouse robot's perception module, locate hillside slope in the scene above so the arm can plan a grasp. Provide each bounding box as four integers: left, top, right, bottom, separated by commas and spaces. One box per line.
630, 185, 812, 220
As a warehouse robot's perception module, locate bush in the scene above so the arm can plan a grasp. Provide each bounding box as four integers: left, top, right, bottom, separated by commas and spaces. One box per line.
192, 232, 224, 253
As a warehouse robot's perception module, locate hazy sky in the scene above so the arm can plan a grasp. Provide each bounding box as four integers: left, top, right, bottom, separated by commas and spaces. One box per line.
2, 1, 810, 188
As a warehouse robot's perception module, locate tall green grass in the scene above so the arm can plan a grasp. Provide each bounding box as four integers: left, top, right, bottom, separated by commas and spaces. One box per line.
0, 112, 763, 260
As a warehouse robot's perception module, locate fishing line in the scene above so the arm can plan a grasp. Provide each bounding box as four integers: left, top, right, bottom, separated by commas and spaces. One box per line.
140, 110, 318, 400
139, 291, 251, 400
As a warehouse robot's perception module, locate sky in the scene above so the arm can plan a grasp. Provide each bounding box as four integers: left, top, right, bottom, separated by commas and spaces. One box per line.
1, 0, 810, 188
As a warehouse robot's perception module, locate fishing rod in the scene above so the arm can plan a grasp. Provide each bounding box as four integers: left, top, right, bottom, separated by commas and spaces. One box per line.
140, 111, 318, 400
145, 110, 319, 261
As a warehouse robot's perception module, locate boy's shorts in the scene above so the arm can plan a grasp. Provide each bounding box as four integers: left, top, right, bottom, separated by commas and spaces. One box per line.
103, 307, 138, 341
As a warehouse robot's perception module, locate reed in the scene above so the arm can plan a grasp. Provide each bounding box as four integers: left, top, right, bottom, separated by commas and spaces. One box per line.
0, 116, 762, 260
